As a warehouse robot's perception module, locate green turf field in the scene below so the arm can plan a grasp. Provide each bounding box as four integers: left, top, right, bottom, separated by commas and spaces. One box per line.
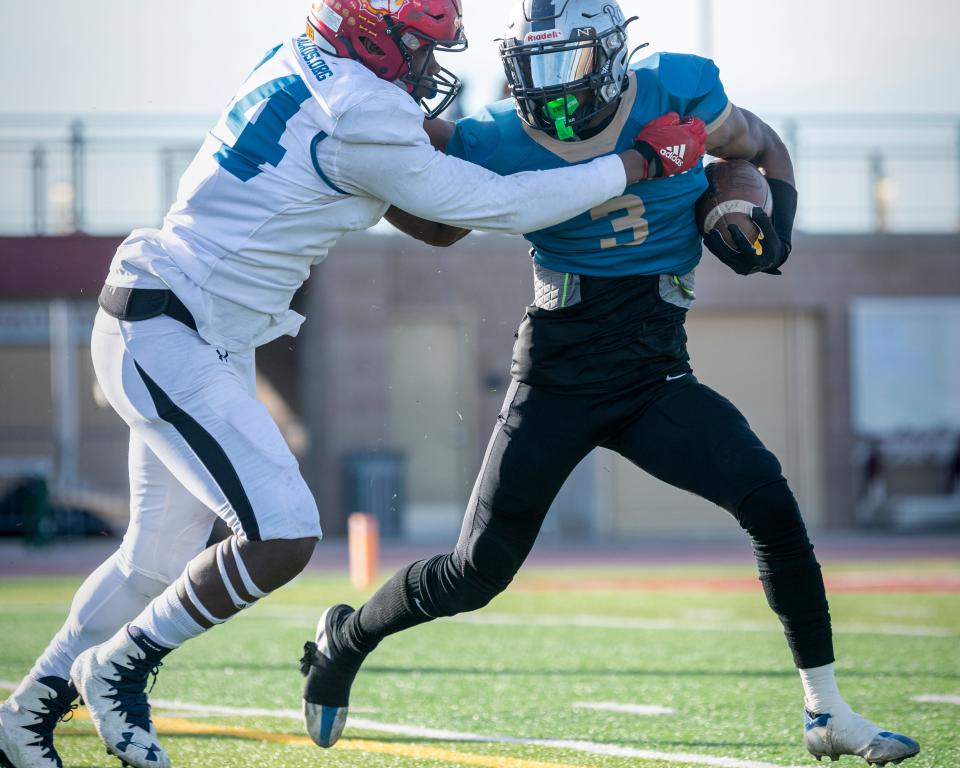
2, 560, 958, 768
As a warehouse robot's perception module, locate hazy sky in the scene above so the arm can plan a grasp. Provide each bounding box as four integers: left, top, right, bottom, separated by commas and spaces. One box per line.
3, 0, 959, 117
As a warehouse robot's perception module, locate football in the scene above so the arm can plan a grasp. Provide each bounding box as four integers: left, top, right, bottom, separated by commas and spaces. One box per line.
695, 159, 773, 255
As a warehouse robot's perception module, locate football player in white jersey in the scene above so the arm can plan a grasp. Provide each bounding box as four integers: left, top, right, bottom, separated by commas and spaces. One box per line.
0, 1, 710, 767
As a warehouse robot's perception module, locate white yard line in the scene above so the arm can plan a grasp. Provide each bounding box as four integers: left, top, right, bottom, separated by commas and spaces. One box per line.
503, 739, 809, 768
0, 678, 809, 768
0, 682, 377, 716
573, 701, 677, 715
452, 613, 775, 632
336, 717, 811, 768
833, 622, 956, 638
250, 604, 957, 637
448, 612, 958, 638
911, 693, 960, 705
252, 606, 957, 638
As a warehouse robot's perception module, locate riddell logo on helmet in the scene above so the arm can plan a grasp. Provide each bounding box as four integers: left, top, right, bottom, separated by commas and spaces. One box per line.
524, 29, 563, 43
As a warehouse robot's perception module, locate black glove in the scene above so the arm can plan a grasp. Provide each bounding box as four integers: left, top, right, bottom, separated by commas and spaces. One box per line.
704, 178, 798, 276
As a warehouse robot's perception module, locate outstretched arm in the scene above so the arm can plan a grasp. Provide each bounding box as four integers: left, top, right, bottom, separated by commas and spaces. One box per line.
327, 90, 689, 236
385, 118, 471, 246
388, 112, 707, 246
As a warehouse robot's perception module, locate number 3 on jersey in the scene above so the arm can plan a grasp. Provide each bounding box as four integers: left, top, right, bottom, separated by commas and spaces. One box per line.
215, 75, 312, 182
590, 194, 649, 249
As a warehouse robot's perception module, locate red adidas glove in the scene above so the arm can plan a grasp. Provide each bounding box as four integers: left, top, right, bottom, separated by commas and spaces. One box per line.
633, 112, 707, 180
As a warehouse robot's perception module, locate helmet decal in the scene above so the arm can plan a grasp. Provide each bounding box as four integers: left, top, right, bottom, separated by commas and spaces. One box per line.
529, 0, 559, 20
362, 0, 408, 13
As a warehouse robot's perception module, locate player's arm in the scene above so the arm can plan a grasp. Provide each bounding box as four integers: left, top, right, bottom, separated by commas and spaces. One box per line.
706, 105, 794, 186
704, 105, 798, 274
385, 205, 470, 246
327, 97, 673, 236
335, 142, 658, 236
384, 112, 706, 246
385, 117, 470, 247
390, 116, 474, 246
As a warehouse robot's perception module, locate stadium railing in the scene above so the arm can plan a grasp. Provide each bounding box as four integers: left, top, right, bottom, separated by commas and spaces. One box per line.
0, 113, 958, 236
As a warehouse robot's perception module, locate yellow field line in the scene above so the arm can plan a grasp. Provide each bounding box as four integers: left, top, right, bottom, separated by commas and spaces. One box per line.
71, 709, 592, 768
339, 738, 595, 768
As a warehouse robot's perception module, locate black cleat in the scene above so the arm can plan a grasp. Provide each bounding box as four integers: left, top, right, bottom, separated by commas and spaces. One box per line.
300, 604, 365, 748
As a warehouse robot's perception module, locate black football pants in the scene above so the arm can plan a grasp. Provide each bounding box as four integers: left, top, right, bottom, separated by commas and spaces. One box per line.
340, 374, 834, 669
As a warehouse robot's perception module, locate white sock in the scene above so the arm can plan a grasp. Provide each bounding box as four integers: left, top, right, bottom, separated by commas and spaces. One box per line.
799, 663, 849, 714
30, 550, 167, 680
130, 573, 211, 650
130, 539, 268, 650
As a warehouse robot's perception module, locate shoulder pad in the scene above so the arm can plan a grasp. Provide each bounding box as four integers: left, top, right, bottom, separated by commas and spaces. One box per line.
333, 81, 426, 146
453, 100, 514, 163
632, 52, 720, 101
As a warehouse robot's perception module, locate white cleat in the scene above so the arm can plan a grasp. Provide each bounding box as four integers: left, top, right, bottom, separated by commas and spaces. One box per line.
804, 707, 920, 766
0, 677, 77, 768
70, 627, 171, 768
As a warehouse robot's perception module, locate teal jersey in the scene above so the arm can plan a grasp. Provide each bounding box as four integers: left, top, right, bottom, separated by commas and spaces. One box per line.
446, 53, 731, 277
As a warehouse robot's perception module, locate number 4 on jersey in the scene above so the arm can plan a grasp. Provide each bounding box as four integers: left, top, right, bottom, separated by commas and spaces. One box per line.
215, 75, 312, 182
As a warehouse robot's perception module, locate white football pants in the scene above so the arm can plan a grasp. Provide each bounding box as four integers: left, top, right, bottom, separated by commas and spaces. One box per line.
29, 309, 321, 681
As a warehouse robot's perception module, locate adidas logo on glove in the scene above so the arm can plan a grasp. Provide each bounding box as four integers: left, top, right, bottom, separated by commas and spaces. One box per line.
659, 144, 687, 168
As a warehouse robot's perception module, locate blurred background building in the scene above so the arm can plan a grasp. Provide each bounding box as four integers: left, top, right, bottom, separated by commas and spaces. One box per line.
1, 0, 959, 543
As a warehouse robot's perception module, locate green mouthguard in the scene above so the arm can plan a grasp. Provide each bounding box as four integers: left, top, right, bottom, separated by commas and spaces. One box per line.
543, 95, 580, 141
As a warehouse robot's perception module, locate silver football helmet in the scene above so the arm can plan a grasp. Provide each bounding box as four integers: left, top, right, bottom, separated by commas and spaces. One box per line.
500, 0, 639, 139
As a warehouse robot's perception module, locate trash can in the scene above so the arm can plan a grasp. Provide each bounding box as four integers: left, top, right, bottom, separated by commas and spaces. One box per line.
342, 452, 406, 539
0, 475, 50, 542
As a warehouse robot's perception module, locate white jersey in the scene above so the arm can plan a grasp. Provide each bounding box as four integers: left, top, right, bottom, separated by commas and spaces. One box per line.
107, 34, 627, 352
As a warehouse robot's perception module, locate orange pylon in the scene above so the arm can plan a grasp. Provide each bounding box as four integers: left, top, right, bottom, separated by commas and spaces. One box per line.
348, 512, 379, 590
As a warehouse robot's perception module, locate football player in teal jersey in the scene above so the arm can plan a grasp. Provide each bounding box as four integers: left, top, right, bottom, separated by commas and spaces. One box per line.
300, 1, 920, 764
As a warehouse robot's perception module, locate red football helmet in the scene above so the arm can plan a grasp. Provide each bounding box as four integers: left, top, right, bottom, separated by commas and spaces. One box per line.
307, 0, 467, 117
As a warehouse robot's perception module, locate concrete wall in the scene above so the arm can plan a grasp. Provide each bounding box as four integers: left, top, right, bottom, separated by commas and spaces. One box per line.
1, 233, 957, 537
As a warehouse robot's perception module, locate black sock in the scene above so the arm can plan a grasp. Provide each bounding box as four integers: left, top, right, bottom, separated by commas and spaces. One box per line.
127, 625, 172, 664
339, 557, 441, 656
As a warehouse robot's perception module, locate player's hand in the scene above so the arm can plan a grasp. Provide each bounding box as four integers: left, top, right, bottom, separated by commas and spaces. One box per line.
703, 207, 789, 275
704, 178, 798, 275
633, 113, 707, 180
